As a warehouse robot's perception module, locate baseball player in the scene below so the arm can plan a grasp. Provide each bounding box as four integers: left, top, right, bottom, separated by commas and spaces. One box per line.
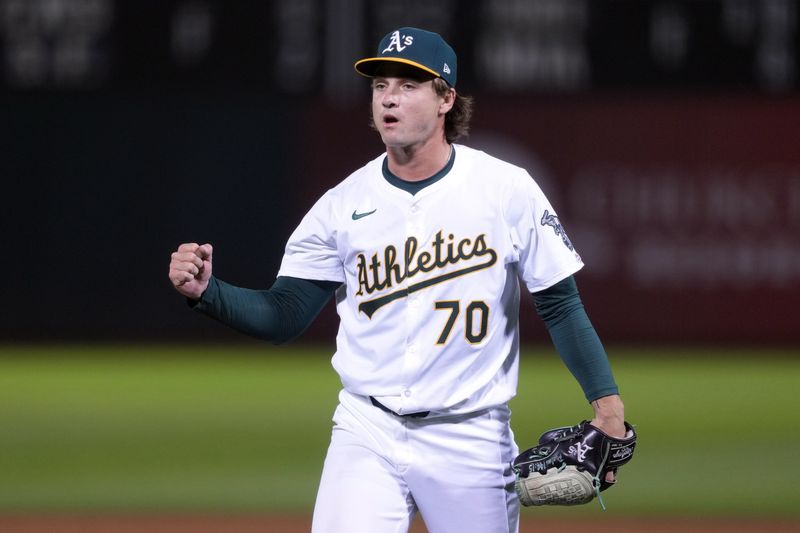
169, 27, 628, 533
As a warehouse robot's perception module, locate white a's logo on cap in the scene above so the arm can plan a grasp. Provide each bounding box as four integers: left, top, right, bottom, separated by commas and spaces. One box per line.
383, 31, 414, 53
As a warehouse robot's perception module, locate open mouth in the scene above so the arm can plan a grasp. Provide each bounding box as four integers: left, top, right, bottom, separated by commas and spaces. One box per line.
383, 114, 399, 125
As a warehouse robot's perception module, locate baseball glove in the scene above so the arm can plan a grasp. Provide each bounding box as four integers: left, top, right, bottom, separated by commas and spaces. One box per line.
511, 420, 637, 509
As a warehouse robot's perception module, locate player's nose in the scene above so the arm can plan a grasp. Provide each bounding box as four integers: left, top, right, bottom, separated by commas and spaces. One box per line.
381, 86, 399, 107
381, 94, 398, 107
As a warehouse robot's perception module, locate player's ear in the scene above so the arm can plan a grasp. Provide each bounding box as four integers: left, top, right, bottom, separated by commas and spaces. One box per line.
439, 87, 456, 115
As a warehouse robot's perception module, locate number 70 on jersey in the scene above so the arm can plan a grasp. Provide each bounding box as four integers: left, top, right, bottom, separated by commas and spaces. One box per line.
435, 300, 489, 345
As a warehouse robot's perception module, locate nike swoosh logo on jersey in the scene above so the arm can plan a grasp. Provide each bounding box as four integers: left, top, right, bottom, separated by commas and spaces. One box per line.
352, 209, 377, 220
358, 251, 498, 318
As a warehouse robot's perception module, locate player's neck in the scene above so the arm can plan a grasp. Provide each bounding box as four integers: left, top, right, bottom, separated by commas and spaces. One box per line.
385, 139, 452, 182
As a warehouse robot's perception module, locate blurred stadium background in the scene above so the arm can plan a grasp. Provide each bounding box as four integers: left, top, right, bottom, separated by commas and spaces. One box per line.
1, 0, 799, 531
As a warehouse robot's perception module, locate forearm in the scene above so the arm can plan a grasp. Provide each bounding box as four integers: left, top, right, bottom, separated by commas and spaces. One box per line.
533, 276, 619, 402
192, 276, 338, 344
545, 306, 619, 401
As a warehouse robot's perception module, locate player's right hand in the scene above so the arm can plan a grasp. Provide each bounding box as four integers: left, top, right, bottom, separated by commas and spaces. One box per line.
168, 243, 213, 300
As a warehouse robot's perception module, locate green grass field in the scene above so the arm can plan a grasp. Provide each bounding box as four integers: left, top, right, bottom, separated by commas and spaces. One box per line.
0, 344, 797, 518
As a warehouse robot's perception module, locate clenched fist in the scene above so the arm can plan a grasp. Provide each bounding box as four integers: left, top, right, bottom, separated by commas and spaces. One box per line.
168, 243, 213, 300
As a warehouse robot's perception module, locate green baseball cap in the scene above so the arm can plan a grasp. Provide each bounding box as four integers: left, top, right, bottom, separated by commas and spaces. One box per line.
354, 27, 457, 87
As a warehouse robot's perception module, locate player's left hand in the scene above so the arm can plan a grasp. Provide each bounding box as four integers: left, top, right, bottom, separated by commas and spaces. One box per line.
589, 394, 627, 484
511, 418, 637, 509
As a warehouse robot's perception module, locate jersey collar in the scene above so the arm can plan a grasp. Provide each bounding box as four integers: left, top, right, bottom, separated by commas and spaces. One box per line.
381, 145, 456, 195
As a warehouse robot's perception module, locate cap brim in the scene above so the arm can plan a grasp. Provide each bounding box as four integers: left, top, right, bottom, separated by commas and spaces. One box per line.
354, 57, 441, 80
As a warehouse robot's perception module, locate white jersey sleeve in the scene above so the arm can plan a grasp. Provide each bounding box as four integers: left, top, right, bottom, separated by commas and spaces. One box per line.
278, 190, 346, 283
506, 171, 583, 293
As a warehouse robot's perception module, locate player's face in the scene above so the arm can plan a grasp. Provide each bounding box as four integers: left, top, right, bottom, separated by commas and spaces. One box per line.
371, 65, 452, 150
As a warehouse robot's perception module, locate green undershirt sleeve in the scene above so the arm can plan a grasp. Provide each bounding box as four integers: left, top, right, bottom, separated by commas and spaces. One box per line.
191, 276, 340, 344
532, 275, 619, 402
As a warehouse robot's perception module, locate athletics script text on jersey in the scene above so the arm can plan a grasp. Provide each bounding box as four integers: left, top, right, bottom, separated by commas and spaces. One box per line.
355, 230, 497, 318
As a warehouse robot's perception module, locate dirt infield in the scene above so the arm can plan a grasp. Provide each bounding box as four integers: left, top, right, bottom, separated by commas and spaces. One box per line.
0, 515, 798, 532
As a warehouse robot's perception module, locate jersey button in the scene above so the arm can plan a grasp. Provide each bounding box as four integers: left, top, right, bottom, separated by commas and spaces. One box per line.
404, 390, 412, 397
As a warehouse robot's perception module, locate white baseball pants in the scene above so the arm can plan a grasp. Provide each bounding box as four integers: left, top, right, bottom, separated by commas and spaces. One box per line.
311, 390, 520, 533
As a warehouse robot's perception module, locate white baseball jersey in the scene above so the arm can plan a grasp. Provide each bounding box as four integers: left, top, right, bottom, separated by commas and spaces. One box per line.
278, 144, 583, 416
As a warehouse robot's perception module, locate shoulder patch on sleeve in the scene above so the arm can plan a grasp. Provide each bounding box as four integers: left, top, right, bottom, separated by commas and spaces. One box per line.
541, 209, 576, 252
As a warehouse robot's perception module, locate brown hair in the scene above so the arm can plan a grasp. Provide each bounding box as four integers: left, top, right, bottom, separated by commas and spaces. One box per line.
433, 78, 473, 143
